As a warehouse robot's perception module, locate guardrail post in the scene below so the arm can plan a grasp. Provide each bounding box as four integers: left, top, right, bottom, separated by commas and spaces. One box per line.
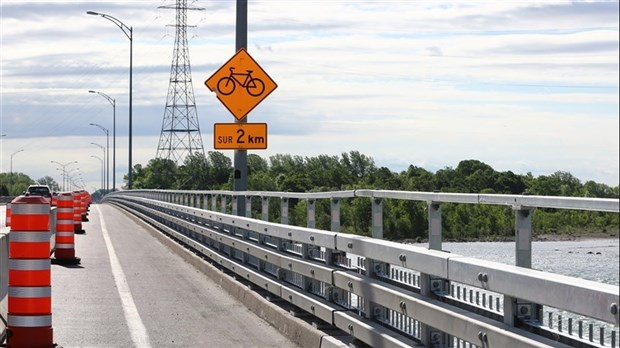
245, 196, 252, 218
232, 195, 238, 216
261, 197, 269, 221
330, 198, 340, 232
515, 207, 532, 268
307, 199, 315, 229
281, 198, 289, 225
512, 206, 541, 324
211, 194, 217, 212
220, 195, 227, 214
428, 202, 442, 251
418, 275, 433, 346
363, 257, 387, 324
371, 198, 383, 239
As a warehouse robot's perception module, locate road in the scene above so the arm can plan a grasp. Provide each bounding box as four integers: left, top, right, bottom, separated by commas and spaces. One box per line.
3, 203, 300, 347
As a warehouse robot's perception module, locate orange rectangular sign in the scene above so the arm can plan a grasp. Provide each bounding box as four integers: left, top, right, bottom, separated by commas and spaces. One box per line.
213, 123, 268, 150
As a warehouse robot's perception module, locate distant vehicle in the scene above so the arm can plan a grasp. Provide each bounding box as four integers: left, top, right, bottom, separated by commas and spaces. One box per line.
25, 184, 53, 200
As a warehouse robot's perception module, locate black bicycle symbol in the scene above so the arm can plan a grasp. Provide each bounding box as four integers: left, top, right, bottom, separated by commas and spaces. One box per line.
217, 67, 265, 97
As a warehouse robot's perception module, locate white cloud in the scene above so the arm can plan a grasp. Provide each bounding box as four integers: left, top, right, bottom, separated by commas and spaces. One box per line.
1, 0, 618, 190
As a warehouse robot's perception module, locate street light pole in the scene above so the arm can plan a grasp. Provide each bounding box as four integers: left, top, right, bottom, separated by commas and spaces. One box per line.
90, 142, 105, 192
87, 10, 133, 189
91, 155, 104, 192
89, 90, 116, 191
90, 123, 109, 193
10, 149, 24, 195
51, 160, 78, 191
62, 167, 80, 192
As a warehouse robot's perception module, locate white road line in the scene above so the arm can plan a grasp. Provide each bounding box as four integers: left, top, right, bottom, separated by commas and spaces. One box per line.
96, 205, 152, 347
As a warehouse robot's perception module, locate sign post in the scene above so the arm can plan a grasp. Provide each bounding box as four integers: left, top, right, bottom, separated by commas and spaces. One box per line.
204, 0, 277, 217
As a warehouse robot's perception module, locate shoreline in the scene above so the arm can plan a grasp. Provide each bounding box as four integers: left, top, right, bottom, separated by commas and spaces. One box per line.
400, 232, 619, 244
533, 232, 619, 242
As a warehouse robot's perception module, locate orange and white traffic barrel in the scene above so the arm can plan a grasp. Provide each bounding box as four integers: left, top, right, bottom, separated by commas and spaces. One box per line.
50, 194, 58, 207
53, 192, 80, 264
5, 202, 11, 227
80, 190, 89, 222
73, 191, 85, 234
7, 195, 54, 348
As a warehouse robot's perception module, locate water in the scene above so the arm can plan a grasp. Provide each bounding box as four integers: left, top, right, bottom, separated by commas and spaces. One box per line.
409, 239, 619, 346
414, 239, 620, 286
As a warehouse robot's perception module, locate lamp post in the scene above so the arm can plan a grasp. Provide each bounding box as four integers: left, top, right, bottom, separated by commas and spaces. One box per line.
90, 142, 105, 192
9, 149, 24, 195
91, 155, 104, 192
68, 173, 83, 191
63, 167, 80, 192
87, 10, 133, 189
51, 160, 78, 191
90, 123, 109, 193
89, 90, 116, 191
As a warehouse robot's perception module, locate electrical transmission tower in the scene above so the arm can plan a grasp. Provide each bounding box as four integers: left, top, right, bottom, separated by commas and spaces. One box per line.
156, 0, 205, 164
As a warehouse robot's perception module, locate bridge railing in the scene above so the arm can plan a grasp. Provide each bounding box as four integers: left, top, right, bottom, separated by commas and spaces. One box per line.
104, 189, 619, 348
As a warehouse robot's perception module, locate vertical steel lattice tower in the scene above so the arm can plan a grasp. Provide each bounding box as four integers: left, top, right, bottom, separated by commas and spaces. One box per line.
156, 0, 205, 163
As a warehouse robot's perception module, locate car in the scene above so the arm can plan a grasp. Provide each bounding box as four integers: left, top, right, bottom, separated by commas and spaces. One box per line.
26, 184, 53, 201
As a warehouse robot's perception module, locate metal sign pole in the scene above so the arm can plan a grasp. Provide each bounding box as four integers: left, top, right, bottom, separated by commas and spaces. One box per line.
234, 0, 248, 216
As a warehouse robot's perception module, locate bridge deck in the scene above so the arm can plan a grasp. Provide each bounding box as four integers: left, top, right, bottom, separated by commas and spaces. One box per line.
51, 203, 299, 347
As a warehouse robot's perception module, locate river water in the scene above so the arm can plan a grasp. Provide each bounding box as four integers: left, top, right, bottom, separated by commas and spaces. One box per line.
411, 239, 620, 286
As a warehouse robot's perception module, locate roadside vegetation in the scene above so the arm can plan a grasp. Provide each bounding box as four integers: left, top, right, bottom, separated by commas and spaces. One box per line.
2, 150, 618, 240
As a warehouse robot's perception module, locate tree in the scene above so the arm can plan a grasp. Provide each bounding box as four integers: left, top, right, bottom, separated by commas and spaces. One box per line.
37, 176, 60, 192
341, 150, 376, 181
207, 151, 232, 188
128, 159, 178, 189
179, 152, 210, 190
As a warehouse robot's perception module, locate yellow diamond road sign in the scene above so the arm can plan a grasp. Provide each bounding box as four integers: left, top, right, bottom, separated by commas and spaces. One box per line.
205, 48, 277, 121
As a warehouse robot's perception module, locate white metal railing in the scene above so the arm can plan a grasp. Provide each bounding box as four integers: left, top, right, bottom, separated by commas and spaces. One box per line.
104, 190, 619, 348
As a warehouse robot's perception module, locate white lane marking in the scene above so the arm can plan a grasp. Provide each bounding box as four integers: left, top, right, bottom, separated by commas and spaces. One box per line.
96, 205, 152, 347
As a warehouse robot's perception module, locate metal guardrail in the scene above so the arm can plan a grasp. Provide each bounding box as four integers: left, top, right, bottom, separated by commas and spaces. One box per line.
104, 189, 619, 348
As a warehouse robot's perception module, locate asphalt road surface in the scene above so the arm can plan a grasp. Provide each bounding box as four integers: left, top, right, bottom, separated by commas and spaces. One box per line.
49, 203, 299, 348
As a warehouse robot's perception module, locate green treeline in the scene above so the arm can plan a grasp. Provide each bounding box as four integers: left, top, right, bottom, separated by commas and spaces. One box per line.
125, 151, 619, 241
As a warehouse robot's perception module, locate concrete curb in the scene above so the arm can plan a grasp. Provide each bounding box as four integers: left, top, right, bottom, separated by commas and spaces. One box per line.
116, 204, 350, 348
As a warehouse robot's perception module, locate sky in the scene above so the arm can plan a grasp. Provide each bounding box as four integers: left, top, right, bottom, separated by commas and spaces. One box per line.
1, 0, 618, 193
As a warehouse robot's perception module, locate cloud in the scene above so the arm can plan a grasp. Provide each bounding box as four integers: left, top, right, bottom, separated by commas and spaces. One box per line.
1, 1, 618, 190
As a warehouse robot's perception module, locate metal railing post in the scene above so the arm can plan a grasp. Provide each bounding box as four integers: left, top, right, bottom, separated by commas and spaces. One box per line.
307, 199, 315, 229
211, 194, 217, 212
515, 207, 533, 268
245, 195, 252, 218
428, 202, 442, 251
261, 196, 269, 221
371, 198, 383, 239
281, 197, 289, 225
232, 194, 238, 216
330, 198, 340, 232
513, 206, 540, 323
220, 195, 227, 214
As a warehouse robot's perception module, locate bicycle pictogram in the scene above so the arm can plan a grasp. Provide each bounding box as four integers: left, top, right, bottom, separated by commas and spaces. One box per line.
217, 67, 266, 97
